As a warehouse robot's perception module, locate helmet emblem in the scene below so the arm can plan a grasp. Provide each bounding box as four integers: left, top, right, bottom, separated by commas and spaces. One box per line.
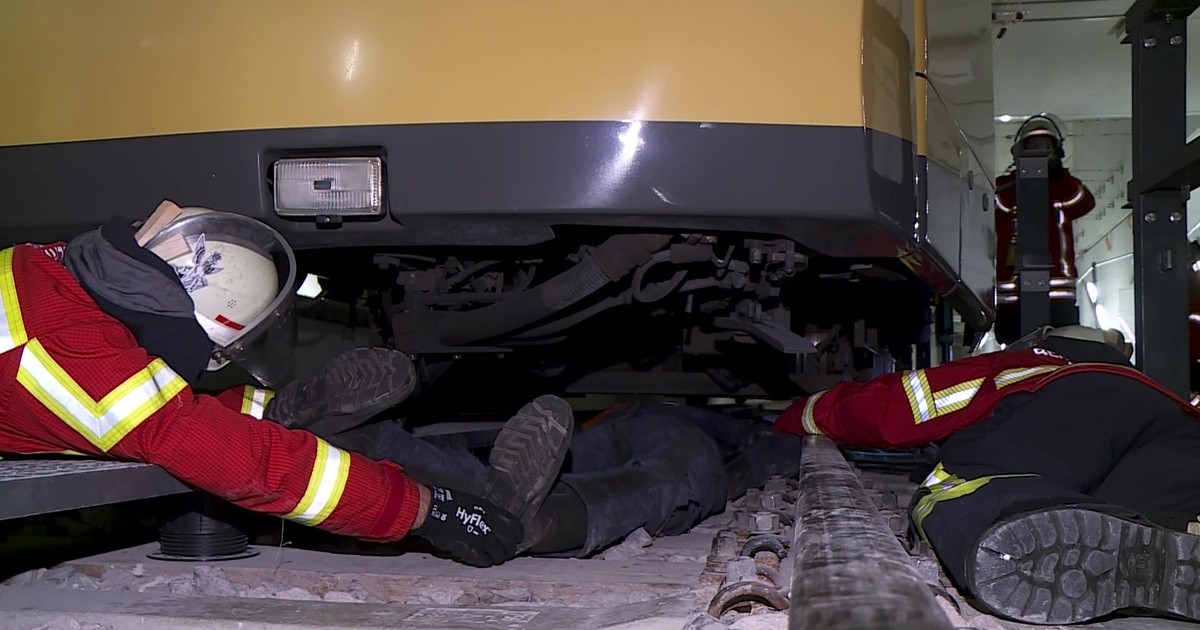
172, 233, 225, 293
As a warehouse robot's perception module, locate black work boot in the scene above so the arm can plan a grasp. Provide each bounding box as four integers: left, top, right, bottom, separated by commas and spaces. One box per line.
969, 507, 1200, 625
266, 347, 416, 433
484, 395, 574, 553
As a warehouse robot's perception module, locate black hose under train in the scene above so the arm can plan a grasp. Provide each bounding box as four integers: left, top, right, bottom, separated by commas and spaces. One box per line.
435, 233, 672, 346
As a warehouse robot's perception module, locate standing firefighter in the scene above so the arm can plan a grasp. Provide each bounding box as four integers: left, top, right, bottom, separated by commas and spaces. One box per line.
0, 203, 573, 568
775, 326, 1200, 625
994, 113, 1096, 343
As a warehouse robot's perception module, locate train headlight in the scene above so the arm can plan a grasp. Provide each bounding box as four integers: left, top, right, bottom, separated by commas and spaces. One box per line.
273, 157, 383, 217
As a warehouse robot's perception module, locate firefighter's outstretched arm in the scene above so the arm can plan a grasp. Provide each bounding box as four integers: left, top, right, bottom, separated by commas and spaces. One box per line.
121, 389, 424, 541
775, 370, 923, 446
774, 354, 1005, 448
4, 334, 522, 563
4, 329, 424, 540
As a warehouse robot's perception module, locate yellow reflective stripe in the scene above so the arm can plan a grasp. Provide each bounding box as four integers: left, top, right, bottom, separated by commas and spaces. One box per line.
904, 371, 982, 425
995, 365, 1061, 389
240, 386, 254, 414
919, 462, 956, 488
285, 439, 351, 526
912, 464, 1036, 542
240, 386, 275, 420
902, 370, 934, 424
16, 339, 186, 452
801, 390, 826, 435
0, 248, 28, 353
932, 378, 984, 415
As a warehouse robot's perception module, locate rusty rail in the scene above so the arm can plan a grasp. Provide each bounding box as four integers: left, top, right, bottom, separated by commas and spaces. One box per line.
787, 436, 952, 629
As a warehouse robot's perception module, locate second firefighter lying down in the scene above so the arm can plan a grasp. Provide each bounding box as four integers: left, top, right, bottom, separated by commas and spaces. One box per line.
774, 325, 1200, 626
279, 368, 803, 561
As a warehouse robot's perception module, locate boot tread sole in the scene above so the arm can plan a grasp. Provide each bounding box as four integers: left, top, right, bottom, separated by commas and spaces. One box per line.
970, 507, 1200, 624
484, 395, 574, 534
272, 348, 415, 427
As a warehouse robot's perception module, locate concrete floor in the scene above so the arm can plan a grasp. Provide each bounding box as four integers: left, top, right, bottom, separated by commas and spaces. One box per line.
4, 489, 1199, 630
0, 518, 728, 630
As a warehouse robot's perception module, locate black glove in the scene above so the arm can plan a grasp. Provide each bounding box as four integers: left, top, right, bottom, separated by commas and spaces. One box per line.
412, 485, 523, 567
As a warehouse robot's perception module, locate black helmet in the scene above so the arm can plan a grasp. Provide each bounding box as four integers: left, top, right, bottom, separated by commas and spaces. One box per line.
1010, 112, 1067, 161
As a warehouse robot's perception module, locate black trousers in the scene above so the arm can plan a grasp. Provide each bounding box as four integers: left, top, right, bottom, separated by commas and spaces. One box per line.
912, 373, 1200, 590
562, 403, 802, 555
335, 402, 802, 556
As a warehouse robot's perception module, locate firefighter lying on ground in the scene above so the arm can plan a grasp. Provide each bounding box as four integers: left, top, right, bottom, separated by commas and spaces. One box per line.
775, 325, 1200, 625
281, 374, 804, 558
994, 113, 1096, 344
0, 204, 573, 568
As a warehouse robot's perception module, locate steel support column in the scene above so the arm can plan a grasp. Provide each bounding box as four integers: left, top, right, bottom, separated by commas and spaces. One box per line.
1015, 153, 1053, 337
1127, 3, 1193, 395
934, 299, 955, 364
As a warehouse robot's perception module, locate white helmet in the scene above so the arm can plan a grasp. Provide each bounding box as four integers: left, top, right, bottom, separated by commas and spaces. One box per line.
144, 207, 298, 385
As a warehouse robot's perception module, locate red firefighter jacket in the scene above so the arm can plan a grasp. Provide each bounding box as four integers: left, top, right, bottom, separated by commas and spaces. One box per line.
994, 169, 1095, 301
775, 347, 1199, 448
0, 244, 420, 541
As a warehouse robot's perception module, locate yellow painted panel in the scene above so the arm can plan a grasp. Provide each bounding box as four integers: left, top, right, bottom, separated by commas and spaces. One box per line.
914, 0, 929, 156
0, 0, 915, 145
862, 0, 917, 152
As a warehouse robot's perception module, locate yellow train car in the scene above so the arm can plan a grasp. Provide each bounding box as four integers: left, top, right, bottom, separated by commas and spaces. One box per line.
0, 0, 994, 394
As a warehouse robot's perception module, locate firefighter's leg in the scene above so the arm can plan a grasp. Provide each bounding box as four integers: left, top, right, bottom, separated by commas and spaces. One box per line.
966, 408, 1200, 624
920, 374, 1197, 624
969, 506, 1200, 625
1090, 407, 1200, 531
526, 404, 728, 556
332, 394, 575, 554
638, 403, 803, 497
265, 347, 416, 433
483, 395, 575, 551
327, 419, 490, 494
1049, 300, 1080, 327
994, 306, 1020, 345
912, 465, 1103, 589
911, 375, 1162, 596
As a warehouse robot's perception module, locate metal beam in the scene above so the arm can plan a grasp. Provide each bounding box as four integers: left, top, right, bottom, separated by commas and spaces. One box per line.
1125, 0, 1200, 25
788, 436, 952, 630
1128, 8, 1191, 395
1130, 136, 1200, 193
0, 459, 191, 521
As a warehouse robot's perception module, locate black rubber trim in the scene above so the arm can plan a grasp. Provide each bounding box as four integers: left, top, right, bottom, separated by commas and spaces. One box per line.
0, 121, 994, 326
0, 121, 915, 255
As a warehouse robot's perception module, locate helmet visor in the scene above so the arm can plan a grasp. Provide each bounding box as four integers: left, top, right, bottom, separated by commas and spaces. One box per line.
145, 213, 298, 386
